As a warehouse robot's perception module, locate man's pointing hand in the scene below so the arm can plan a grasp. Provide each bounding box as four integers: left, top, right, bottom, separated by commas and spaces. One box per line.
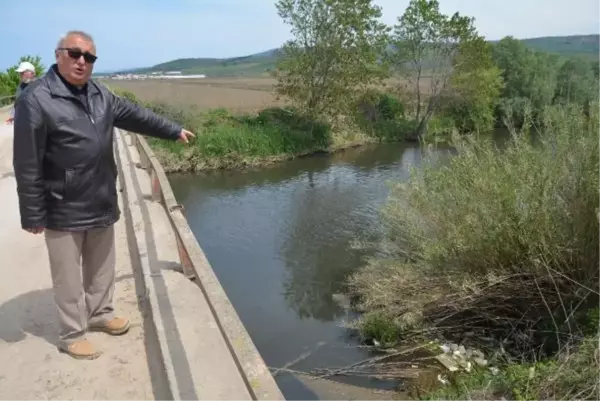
177, 129, 195, 144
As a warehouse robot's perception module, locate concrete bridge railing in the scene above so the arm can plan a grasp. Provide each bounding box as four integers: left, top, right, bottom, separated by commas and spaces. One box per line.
115, 129, 284, 400
0, 97, 15, 113
0, 95, 15, 103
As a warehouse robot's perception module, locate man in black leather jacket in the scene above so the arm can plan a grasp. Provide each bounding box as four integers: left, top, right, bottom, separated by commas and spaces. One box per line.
13, 30, 194, 360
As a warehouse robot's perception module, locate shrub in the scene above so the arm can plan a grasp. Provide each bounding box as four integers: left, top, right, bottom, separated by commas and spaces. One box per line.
356, 91, 411, 140
112, 88, 140, 104
424, 114, 457, 142
145, 105, 333, 171
145, 101, 199, 128
496, 96, 534, 129
349, 101, 599, 357
357, 312, 401, 347
536, 334, 600, 400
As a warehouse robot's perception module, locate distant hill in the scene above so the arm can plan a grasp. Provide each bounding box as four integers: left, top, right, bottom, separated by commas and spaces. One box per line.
516, 34, 599, 58
119, 35, 598, 78
119, 49, 279, 77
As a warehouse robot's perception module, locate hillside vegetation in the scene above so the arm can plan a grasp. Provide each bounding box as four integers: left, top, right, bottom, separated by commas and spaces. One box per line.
520, 34, 599, 57
120, 35, 598, 77
124, 49, 279, 77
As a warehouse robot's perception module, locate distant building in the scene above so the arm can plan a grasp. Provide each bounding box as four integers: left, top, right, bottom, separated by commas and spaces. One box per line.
106, 72, 206, 80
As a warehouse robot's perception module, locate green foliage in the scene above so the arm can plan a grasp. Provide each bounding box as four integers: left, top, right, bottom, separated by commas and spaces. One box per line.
504, 362, 559, 401
273, 0, 390, 119
112, 88, 142, 104
420, 368, 510, 400
444, 37, 504, 134
355, 90, 412, 140
110, 85, 387, 171
492, 37, 561, 119
350, 102, 599, 357
357, 312, 401, 347
497, 96, 533, 128
144, 101, 200, 128
516, 34, 599, 59
390, 0, 497, 138
424, 113, 456, 140
580, 307, 600, 336
536, 335, 600, 400
554, 57, 599, 105
421, 364, 552, 400
423, 335, 599, 400
377, 93, 405, 120
144, 102, 334, 171
115, 35, 598, 77
0, 55, 45, 104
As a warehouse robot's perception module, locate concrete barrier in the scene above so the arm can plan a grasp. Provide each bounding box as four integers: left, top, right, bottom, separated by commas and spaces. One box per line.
0, 96, 14, 111
114, 128, 284, 400
0, 103, 13, 115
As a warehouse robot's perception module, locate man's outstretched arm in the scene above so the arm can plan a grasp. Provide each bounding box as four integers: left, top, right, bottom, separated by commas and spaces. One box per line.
110, 93, 193, 141
13, 93, 47, 232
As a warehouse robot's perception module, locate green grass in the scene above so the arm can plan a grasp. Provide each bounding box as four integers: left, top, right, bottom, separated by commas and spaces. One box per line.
420, 333, 599, 400
349, 101, 599, 398
350, 100, 599, 399
113, 88, 411, 172
143, 103, 339, 171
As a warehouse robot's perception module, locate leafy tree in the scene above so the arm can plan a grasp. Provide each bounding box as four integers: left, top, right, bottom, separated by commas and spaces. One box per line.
0, 55, 45, 103
390, 0, 489, 138
555, 57, 599, 106
273, 0, 390, 120
492, 37, 559, 114
444, 37, 504, 133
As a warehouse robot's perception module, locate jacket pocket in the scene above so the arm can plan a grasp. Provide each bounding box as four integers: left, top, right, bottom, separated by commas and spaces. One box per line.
46, 179, 65, 201
64, 169, 75, 200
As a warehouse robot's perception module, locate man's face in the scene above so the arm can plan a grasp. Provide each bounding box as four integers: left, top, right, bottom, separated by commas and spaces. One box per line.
19, 70, 35, 83
55, 34, 97, 86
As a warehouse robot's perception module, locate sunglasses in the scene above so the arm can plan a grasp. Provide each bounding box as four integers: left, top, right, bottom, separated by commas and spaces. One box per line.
57, 47, 98, 64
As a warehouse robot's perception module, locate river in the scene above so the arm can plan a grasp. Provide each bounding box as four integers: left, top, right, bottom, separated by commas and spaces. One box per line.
168, 142, 454, 400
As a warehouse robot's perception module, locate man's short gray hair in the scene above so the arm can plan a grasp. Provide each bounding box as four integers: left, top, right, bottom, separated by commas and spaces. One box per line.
56, 30, 95, 49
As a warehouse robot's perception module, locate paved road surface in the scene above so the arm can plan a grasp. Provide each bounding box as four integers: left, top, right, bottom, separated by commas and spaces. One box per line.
0, 122, 161, 399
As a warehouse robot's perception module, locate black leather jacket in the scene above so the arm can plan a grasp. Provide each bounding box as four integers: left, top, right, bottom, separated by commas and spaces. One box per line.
13, 65, 182, 231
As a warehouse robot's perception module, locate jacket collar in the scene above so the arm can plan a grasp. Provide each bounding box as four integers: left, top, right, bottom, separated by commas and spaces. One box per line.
45, 64, 100, 99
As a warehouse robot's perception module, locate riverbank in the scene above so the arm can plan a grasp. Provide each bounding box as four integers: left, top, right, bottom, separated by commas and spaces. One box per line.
348, 102, 600, 399
113, 89, 413, 173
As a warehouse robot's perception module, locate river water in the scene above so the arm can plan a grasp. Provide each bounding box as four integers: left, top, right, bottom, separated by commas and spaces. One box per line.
169, 142, 453, 399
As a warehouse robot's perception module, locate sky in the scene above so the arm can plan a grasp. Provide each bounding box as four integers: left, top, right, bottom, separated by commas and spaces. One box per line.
0, 0, 598, 72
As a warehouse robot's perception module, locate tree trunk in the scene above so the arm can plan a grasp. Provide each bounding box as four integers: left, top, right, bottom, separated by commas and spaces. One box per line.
414, 109, 434, 140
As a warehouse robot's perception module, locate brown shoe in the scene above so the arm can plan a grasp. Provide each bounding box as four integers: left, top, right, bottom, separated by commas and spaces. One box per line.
89, 316, 131, 335
60, 339, 102, 360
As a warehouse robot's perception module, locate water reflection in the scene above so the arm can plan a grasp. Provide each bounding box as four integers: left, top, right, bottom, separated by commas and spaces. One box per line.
280, 164, 387, 321
168, 142, 450, 398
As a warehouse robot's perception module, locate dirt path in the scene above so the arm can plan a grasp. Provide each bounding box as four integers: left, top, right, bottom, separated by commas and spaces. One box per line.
0, 124, 160, 399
